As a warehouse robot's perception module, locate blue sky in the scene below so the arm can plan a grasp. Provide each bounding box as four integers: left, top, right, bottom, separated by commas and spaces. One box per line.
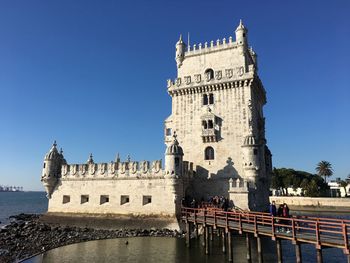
0, 0, 349, 191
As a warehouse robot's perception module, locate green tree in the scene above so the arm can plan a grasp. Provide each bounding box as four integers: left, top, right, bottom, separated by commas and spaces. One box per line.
315, 161, 333, 182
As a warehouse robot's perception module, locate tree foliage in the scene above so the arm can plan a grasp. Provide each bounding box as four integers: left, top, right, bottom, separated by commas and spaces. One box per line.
315, 161, 333, 182
271, 167, 330, 197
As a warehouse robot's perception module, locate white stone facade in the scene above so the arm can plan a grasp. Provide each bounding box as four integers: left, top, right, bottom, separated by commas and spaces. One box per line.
41, 20, 272, 220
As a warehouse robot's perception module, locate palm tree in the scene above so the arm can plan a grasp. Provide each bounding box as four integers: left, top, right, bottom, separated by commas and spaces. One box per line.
316, 161, 333, 183
339, 180, 348, 197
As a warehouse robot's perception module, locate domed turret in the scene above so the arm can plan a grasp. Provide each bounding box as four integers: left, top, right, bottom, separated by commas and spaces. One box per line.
165, 132, 184, 176
235, 19, 248, 47
87, 153, 94, 164
41, 141, 66, 198
242, 133, 260, 183
175, 34, 186, 68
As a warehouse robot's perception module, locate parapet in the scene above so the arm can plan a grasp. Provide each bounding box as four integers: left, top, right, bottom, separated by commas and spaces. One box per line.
61, 160, 163, 179
185, 36, 237, 57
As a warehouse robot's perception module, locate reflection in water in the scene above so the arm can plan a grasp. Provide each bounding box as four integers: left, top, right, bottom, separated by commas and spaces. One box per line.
26, 234, 347, 263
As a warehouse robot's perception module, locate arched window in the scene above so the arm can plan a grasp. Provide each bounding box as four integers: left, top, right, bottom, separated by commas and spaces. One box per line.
208, 120, 213, 129
209, 93, 214, 104
202, 120, 208, 129
205, 147, 215, 160
205, 68, 214, 81
203, 94, 208, 105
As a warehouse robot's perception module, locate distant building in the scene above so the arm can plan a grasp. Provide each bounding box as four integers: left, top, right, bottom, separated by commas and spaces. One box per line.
41, 21, 272, 226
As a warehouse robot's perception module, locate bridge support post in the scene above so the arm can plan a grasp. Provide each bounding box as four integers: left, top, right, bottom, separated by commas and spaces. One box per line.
222, 230, 226, 253
246, 233, 252, 263
195, 224, 198, 239
316, 248, 323, 263
185, 221, 191, 248
210, 226, 213, 241
205, 226, 209, 255
276, 239, 283, 263
295, 242, 302, 263
257, 236, 263, 263
227, 230, 233, 262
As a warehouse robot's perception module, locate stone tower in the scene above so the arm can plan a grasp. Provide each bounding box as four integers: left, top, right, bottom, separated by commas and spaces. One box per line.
165, 20, 272, 211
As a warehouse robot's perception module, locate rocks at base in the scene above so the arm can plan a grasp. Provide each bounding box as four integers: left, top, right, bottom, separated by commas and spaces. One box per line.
0, 214, 182, 263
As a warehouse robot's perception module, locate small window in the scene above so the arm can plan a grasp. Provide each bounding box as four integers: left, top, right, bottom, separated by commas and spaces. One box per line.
202, 120, 208, 129
205, 147, 215, 160
81, 195, 89, 204
209, 93, 214, 104
63, 195, 70, 204
203, 94, 208, 105
143, 195, 152, 205
253, 149, 258, 155
208, 120, 214, 129
100, 195, 109, 204
43, 163, 46, 168
205, 68, 214, 81
166, 128, 172, 136
121, 195, 130, 205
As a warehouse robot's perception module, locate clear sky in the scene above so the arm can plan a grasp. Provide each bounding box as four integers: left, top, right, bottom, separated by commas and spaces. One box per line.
0, 0, 349, 191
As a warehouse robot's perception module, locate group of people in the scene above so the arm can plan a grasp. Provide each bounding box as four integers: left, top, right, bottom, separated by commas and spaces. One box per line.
181, 195, 231, 211
269, 201, 291, 233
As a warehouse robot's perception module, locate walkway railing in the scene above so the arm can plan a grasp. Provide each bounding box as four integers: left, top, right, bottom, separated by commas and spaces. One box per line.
181, 206, 350, 262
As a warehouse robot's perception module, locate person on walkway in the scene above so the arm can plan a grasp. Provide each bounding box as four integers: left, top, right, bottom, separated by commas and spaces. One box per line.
277, 204, 284, 232
282, 203, 291, 233
269, 201, 277, 216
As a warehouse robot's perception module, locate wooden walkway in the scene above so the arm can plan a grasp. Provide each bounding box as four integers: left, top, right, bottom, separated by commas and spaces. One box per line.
181, 207, 350, 263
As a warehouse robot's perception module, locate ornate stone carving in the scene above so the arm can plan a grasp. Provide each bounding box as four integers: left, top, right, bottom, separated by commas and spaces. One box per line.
120, 162, 126, 174
62, 165, 68, 176
108, 162, 115, 174
152, 160, 162, 173
71, 164, 77, 175
141, 161, 149, 174
99, 163, 106, 175
225, 69, 233, 78
176, 78, 181, 87
79, 164, 87, 175
89, 164, 95, 175
195, 74, 201, 83
130, 161, 138, 174
215, 70, 222, 80
184, 76, 191, 85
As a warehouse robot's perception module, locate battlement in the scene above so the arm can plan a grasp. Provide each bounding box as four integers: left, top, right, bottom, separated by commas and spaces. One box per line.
167, 65, 256, 95
61, 160, 163, 179
185, 36, 237, 57
60, 159, 194, 179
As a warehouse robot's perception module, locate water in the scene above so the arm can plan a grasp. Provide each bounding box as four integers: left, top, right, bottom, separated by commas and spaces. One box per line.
0, 191, 48, 226
1, 192, 349, 262
25, 235, 348, 263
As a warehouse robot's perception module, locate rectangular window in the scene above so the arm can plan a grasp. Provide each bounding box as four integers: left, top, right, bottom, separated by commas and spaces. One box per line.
166, 128, 172, 136
209, 93, 214, 104
121, 195, 130, 205
100, 195, 109, 205
62, 195, 70, 204
142, 195, 152, 205
81, 195, 89, 204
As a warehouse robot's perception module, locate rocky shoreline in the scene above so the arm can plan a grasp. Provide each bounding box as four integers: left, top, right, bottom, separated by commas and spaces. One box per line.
0, 213, 183, 263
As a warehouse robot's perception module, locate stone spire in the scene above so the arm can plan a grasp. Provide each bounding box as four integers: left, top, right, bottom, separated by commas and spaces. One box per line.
87, 153, 94, 164
235, 19, 248, 47
175, 34, 186, 68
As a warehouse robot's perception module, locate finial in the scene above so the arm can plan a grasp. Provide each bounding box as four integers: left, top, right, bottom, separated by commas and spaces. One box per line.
115, 153, 120, 163
60, 148, 63, 155
127, 154, 131, 162
87, 153, 94, 164
179, 34, 182, 41
239, 19, 243, 26
173, 131, 179, 145
53, 140, 57, 147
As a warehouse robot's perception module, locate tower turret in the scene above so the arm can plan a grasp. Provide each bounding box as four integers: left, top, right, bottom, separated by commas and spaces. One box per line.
175, 34, 186, 68
242, 133, 260, 183
165, 132, 184, 176
41, 141, 65, 198
235, 19, 248, 47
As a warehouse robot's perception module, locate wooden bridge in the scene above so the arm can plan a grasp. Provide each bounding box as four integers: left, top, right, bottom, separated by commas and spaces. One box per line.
181, 206, 350, 263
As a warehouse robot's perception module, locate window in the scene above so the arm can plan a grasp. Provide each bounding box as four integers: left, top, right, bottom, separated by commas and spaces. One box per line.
208, 120, 214, 129
143, 195, 152, 205
43, 163, 46, 168
62, 195, 70, 204
121, 195, 130, 205
209, 93, 214, 104
202, 120, 208, 129
203, 94, 208, 105
100, 195, 109, 204
166, 128, 172, 136
81, 195, 89, 204
175, 157, 179, 167
253, 149, 258, 155
205, 68, 214, 81
205, 147, 215, 160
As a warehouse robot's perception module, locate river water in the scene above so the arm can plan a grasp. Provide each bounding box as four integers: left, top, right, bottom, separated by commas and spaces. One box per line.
1, 192, 348, 262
